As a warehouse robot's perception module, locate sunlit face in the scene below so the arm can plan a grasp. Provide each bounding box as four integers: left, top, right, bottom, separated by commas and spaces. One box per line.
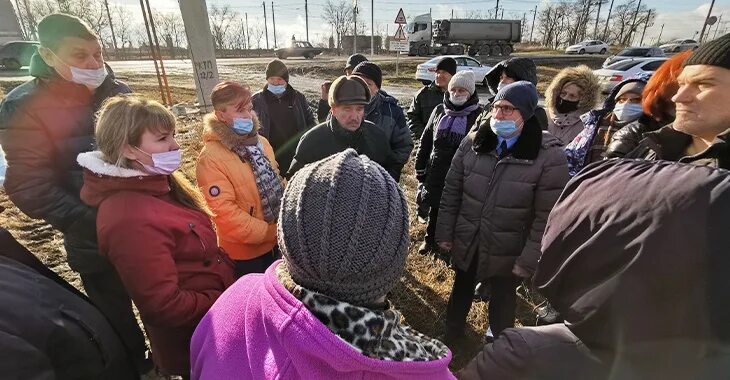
122, 128, 179, 169
331, 104, 365, 131
449, 87, 470, 99
672, 65, 730, 141
560, 82, 583, 102
435, 70, 453, 89
39, 36, 103, 81
214, 96, 254, 126
267, 76, 287, 86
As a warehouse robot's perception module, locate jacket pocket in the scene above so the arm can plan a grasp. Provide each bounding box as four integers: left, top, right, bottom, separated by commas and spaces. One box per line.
58, 306, 109, 366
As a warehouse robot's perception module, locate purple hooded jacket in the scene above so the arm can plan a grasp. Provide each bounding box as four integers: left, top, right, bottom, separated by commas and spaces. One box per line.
190, 261, 455, 379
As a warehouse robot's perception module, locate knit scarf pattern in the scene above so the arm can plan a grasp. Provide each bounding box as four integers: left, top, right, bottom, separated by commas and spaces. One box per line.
435, 103, 480, 146
232, 141, 285, 223
276, 263, 450, 362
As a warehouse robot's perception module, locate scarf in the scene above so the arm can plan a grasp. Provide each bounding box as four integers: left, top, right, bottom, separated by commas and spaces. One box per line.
276, 263, 450, 361
232, 140, 285, 223
435, 103, 480, 147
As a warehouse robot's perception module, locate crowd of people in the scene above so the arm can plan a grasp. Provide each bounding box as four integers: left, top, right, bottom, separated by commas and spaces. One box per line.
0, 12, 729, 380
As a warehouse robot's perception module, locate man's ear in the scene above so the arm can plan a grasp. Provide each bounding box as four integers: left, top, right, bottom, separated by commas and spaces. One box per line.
37, 46, 57, 68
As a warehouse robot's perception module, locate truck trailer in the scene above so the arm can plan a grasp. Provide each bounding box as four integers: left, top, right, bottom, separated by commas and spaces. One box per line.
407, 14, 521, 57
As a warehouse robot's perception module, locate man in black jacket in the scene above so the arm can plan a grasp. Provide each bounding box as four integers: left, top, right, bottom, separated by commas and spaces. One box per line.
317, 54, 369, 122
0, 14, 150, 374
627, 33, 730, 169
252, 59, 316, 171
288, 75, 393, 178
407, 57, 456, 141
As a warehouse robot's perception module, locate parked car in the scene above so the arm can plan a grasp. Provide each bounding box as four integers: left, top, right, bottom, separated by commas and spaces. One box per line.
593, 57, 668, 93
565, 40, 609, 55
660, 39, 699, 53
0, 41, 39, 70
415, 55, 492, 86
274, 40, 322, 59
603, 46, 665, 67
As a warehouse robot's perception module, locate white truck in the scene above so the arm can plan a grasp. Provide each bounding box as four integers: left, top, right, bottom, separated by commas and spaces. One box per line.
407, 14, 521, 57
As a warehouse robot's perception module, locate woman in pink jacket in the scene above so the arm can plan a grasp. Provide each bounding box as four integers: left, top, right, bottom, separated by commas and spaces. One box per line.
191, 149, 455, 379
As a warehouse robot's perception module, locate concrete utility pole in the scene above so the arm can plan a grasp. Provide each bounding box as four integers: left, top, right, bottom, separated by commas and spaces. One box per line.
353, 0, 357, 54
179, 0, 219, 111
370, 0, 374, 55
594, 0, 603, 38
628, 0, 642, 45
530, 5, 537, 42
602, 0, 614, 41
699, 0, 716, 43
245, 12, 249, 49
656, 23, 664, 44
263, 1, 269, 49
103, 0, 118, 57
495, 0, 499, 20
272, 1, 277, 48
640, 9, 651, 45
451, 9, 454, 18
305, 0, 309, 41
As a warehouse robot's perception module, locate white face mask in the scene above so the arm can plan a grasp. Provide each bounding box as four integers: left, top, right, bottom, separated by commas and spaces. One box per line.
49, 50, 107, 89
134, 147, 181, 175
450, 93, 468, 106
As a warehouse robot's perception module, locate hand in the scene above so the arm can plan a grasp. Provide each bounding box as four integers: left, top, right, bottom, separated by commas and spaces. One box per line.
512, 263, 531, 278
438, 242, 453, 252
320, 81, 332, 100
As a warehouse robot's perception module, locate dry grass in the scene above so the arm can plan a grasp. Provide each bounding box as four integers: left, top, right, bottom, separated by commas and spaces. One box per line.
0, 69, 548, 373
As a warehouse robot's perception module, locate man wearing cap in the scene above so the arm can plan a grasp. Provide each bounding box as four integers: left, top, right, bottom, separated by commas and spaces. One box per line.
317, 54, 369, 121
407, 57, 456, 140
287, 75, 393, 178
352, 61, 413, 181
436, 81, 569, 344
191, 149, 454, 379
252, 59, 316, 171
564, 76, 648, 176
627, 33, 730, 169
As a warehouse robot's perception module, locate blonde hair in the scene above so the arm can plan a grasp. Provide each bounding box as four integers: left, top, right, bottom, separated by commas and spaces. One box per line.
95, 95, 211, 215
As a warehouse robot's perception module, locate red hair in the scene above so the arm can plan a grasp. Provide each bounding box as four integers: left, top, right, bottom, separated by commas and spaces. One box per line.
210, 81, 251, 110
642, 51, 693, 123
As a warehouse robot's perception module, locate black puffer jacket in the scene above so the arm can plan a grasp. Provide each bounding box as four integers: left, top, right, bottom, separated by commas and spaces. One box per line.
0, 54, 131, 274
407, 83, 445, 140
415, 91, 483, 201
605, 115, 664, 158
287, 117, 394, 178
0, 228, 137, 379
625, 124, 730, 169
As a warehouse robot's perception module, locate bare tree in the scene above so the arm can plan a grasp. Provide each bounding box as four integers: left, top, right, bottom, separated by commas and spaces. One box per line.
209, 4, 237, 50
249, 21, 266, 50
322, 0, 353, 49
154, 11, 187, 50
111, 5, 133, 57
229, 19, 247, 50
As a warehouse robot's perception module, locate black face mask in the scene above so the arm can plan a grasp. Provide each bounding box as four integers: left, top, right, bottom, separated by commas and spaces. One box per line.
555, 97, 580, 114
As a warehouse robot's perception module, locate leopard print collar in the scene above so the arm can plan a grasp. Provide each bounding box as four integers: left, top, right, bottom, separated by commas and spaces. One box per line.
276, 263, 449, 362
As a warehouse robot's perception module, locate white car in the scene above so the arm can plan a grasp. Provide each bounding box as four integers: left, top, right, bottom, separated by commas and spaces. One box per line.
415, 55, 491, 86
565, 40, 609, 55
660, 39, 699, 53
593, 57, 668, 93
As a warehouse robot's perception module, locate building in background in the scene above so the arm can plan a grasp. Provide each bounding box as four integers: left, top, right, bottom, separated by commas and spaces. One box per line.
0, 0, 24, 45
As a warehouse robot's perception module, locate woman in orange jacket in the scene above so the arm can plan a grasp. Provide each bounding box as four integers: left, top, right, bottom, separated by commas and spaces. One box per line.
196, 81, 285, 278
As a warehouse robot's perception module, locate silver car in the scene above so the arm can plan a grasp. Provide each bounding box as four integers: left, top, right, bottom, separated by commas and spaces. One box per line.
603, 47, 665, 67
660, 39, 699, 53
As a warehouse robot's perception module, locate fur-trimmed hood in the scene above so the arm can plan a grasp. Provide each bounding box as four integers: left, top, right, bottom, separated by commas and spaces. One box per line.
77, 151, 149, 178
203, 113, 261, 149
545, 65, 601, 117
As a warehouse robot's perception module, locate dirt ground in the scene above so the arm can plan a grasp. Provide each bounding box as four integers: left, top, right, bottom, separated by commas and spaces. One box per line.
0, 56, 604, 372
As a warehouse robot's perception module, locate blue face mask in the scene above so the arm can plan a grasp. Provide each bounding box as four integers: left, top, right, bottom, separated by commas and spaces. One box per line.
267, 84, 287, 95
232, 118, 254, 135
613, 102, 643, 123
490, 118, 519, 138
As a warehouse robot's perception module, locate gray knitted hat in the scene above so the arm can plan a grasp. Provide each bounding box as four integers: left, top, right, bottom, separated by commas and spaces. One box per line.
278, 149, 410, 306
494, 80, 539, 121
448, 70, 476, 95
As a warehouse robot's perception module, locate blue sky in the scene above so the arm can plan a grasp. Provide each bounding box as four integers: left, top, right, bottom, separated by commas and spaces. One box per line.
113, 0, 728, 46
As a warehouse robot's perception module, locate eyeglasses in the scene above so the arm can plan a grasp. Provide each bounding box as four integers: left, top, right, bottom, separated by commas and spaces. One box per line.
492, 104, 516, 116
